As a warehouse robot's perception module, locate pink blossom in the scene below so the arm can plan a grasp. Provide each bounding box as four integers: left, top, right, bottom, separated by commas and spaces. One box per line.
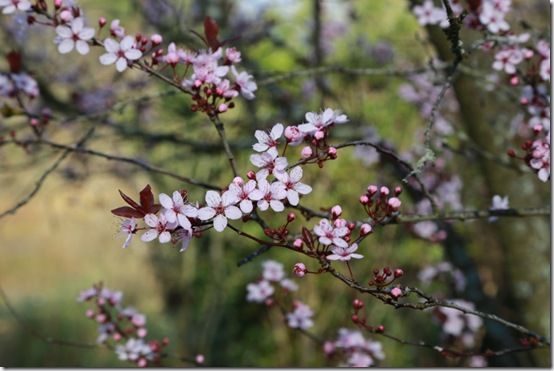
300, 146, 313, 159
225, 47, 241, 64
197, 190, 241, 232
298, 108, 348, 136
262, 260, 285, 282
387, 197, 401, 209
529, 137, 550, 182
492, 48, 524, 74
253, 178, 287, 212
253, 123, 283, 153
479, 1, 510, 33
0, 0, 31, 14
141, 213, 177, 243
55, 17, 96, 55
286, 301, 314, 330
228, 177, 262, 213
231, 66, 257, 100
390, 287, 402, 298
313, 219, 348, 247
250, 150, 288, 177
115, 338, 154, 363
326, 244, 363, 261
360, 223, 372, 236
280, 278, 298, 291
293, 262, 307, 277
274, 166, 312, 206
110, 19, 125, 38
99, 36, 143, 72
284, 125, 305, 145
159, 191, 197, 230
412, 0, 444, 26
120, 218, 137, 248
246, 280, 274, 303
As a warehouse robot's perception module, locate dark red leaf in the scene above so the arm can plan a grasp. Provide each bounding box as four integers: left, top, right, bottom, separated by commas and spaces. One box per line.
119, 189, 140, 209
6, 51, 22, 73
111, 206, 144, 218
204, 16, 221, 50
139, 184, 155, 210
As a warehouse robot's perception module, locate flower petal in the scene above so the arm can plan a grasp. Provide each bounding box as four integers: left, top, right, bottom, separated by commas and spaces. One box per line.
103, 38, 120, 53
141, 229, 158, 242
57, 39, 75, 54
158, 231, 172, 243
159, 193, 173, 209
205, 190, 221, 208
99, 53, 117, 65
116, 57, 128, 72
197, 207, 216, 220
124, 48, 142, 61
75, 40, 90, 55
224, 205, 242, 220
56, 25, 72, 38
144, 213, 158, 228
213, 214, 227, 232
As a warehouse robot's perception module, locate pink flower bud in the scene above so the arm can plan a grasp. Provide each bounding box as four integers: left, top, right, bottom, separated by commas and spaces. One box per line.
284, 126, 303, 143
394, 186, 402, 195
380, 186, 390, 196
218, 103, 228, 113
352, 299, 364, 310
137, 358, 147, 368
293, 262, 307, 277
98, 17, 107, 28
97, 297, 106, 306
113, 332, 122, 341
246, 170, 256, 180
367, 185, 378, 194
331, 205, 342, 218
96, 313, 107, 323
323, 341, 335, 355
394, 268, 404, 278
390, 287, 402, 298
359, 195, 369, 205
293, 238, 303, 249
328, 147, 337, 156
314, 130, 325, 140
150, 34, 162, 45
30, 118, 39, 126
301, 146, 313, 159
232, 176, 243, 186
360, 223, 372, 236
195, 354, 205, 364
510, 76, 519, 85
387, 197, 401, 209
137, 327, 148, 338
54, 0, 62, 9
60, 10, 72, 22
287, 212, 296, 222
85, 309, 95, 318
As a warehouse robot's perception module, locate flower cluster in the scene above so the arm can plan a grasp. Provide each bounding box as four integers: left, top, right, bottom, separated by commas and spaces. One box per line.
324, 328, 385, 367
359, 185, 402, 222
78, 283, 168, 367
368, 267, 404, 289
0, 3, 257, 117
246, 260, 313, 330
0, 71, 39, 99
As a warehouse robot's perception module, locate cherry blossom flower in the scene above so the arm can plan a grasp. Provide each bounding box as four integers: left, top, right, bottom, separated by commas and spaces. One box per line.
254, 178, 287, 212
529, 136, 550, 182
225, 47, 241, 64
492, 48, 524, 74
120, 218, 136, 248
164, 42, 186, 66
115, 338, 154, 363
333, 328, 385, 367
280, 279, 298, 292
159, 191, 197, 230
55, 17, 95, 55
479, 1, 510, 33
253, 123, 283, 153
110, 19, 125, 38
250, 148, 288, 177
412, 0, 444, 26
313, 219, 349, 247
490, 194, 509, 211
246, 280, 274, 303
99, 36, 143, 72
286, 301, 314, 330
197, 190, 241, 232
274, 166, 312, 206
262, 260, 285, 282
284, 125, 305, 145
326, 243, 363, 261
436, 300, 482, 337
231, 66, 257, 99
0, 0, 31, 14
228, 177, 262, 214
141, 213, 177, 243
298, 108, 348, 136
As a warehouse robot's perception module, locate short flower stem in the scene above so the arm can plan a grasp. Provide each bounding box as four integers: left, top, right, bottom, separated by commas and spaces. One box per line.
346, 261, 355, 281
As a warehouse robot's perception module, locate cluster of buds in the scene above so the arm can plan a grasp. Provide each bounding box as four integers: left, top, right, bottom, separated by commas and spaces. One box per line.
368, 267, 404, 289
350, 299, 385, 334
77, 283, 168, 367
359, 185, 402, 223
282, 108, 347, 167
263, 212, 296, 241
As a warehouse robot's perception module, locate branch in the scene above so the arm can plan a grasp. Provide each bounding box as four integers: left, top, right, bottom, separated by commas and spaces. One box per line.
209, 115, 238, 177
0, 128, 94, 219
3, 138, 221, 190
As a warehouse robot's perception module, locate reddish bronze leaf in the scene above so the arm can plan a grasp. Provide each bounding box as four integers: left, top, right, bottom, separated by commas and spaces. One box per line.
119, 189, 140, 209
204, 16, 221, 50
111, 206, 144, 218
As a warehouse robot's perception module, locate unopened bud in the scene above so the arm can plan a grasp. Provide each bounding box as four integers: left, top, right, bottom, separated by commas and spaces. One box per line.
360, 223, 372, 236
195, 354, 205, 364
387, 197, 401, 209
54, 0, 62, 9
150, 33, 162, 45
98, 16, 107, 28
246, 170, 256, 180
327, 146, 337, 159
293, 262, 307, 277
507, 148, 516, 157
380, 186, 390, 196
394, 268, 404, 278
301, 146, 313, 159
293, 238, 303, 249
359, 195, 369, 205
376, 325, 385, 333
367, 185, 378, 195
390, 287, 402, 298
352, 299, 364, 310
331, 205, 342, 218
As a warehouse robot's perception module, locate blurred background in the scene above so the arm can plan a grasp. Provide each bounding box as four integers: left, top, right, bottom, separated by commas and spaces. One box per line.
0, 0, 550, 367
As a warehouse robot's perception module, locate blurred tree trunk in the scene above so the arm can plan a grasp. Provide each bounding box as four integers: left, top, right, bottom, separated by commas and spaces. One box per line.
425, 24, 549, 366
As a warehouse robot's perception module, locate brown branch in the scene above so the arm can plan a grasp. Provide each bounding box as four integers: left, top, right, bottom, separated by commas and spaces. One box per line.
0, 128, 95, 219
3, 138, 220, 190
209, 115, 238, 177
